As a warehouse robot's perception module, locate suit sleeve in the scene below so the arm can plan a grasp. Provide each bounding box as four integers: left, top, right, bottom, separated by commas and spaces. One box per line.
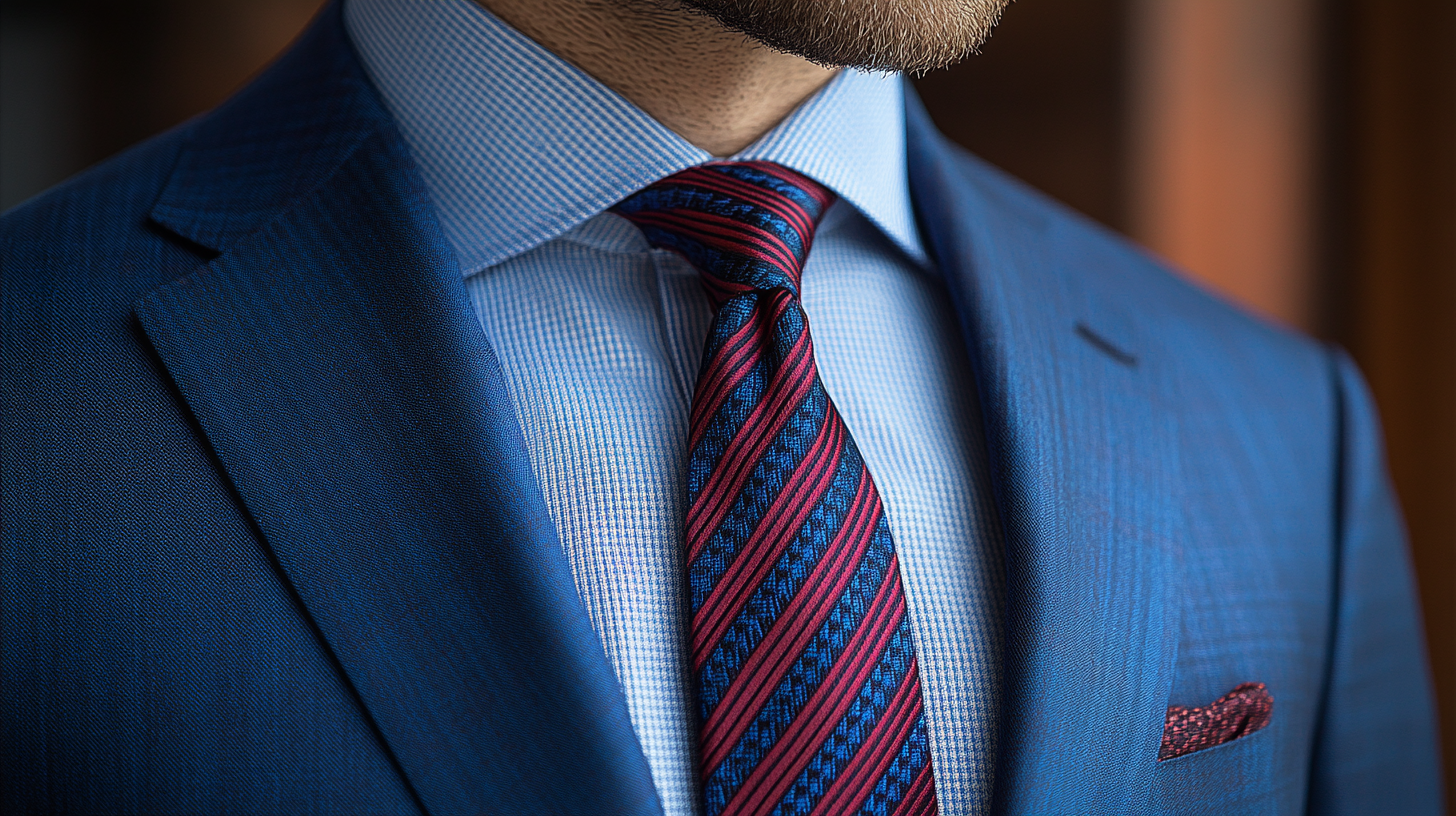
1306, 349, 1444, 814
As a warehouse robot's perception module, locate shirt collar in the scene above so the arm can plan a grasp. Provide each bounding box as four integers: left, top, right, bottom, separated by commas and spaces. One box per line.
345, 0, 928, 273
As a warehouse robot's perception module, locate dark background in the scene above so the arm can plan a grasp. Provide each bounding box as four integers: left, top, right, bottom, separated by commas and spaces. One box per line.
4, 0, 1452, 787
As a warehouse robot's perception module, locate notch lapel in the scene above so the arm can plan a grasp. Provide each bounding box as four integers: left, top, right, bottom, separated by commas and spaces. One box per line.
907, 92, 1186, 812
135, 6, 661, 813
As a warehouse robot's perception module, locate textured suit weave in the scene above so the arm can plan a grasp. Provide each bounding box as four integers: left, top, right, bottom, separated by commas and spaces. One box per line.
1, 2, 1441, 812
614, 162, 936, 816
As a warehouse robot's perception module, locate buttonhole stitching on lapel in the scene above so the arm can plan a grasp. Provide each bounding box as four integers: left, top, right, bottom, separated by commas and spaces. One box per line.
1075, 322, 1138, 367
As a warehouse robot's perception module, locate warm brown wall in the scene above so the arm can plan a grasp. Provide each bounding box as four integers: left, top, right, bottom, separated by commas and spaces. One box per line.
2, 0, 324, 177
1339, 0, 1456, 789
1125, 0, 1318, 333
913, 0, 1129, 233
917, 0, 1322, 334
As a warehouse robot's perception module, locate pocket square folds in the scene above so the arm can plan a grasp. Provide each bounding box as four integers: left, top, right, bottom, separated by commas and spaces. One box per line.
1159, 682, 1273, 761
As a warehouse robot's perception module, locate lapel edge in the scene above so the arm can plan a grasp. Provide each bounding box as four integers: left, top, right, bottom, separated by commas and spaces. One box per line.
905, 85, 1186, 812
133, 9, 664, 813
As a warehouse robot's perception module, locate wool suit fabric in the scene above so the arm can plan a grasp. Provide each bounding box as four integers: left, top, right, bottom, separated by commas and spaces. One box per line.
1, 3, 1442, 814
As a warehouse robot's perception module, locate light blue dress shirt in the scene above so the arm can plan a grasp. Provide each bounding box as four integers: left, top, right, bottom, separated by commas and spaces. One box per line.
345, 1, 1006, 812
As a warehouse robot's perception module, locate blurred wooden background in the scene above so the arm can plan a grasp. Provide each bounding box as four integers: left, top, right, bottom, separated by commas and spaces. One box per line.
3, 0, 1451, 788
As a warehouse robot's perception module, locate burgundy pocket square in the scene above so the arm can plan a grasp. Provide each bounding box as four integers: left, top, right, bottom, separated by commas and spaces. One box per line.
1159, 682, 1273, 761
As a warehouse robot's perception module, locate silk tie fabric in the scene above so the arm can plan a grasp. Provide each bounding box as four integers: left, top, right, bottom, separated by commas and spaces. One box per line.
613, 162, 938, 816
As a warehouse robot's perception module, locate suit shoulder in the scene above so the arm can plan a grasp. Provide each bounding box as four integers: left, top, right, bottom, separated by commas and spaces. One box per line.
940, 144, 1333, 387
3, 125, 188, 269
2, 126, 208, 326
2, 125, 214, 421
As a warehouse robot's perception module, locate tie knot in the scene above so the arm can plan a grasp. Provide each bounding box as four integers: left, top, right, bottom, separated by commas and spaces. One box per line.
612, 161, 835, 304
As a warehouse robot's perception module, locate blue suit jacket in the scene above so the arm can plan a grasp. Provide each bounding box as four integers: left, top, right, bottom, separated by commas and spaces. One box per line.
2, 5, 1442, 813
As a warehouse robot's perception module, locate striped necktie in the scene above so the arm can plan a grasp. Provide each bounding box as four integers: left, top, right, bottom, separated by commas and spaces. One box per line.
613, 161, 938, 816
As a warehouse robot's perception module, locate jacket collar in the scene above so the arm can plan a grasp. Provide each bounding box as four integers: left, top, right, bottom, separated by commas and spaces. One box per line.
139, 4, 662, 813
148, 7, 378, 253
139, 2, 1185, 809
906, 91, 1185, 810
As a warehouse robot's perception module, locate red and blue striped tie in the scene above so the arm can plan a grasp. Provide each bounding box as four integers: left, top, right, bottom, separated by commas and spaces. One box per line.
614, 162, 938, 816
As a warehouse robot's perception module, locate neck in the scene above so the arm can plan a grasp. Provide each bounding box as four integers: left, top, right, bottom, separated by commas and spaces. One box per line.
476, 0, 837, 156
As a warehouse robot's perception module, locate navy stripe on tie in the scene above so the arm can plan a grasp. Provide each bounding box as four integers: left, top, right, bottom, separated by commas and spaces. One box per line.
612, 161, 937, 816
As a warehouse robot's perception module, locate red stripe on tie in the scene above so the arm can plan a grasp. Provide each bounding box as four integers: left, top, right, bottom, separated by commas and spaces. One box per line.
680, 170, 815, 241
669, 170, 816, 246
697, 467, 881, 768
625, 209, 801, 277
685, 321, 816, 560
809, 662, 923, 816
890, 761, 937, 816
692, 414, 845, 668
716, 557, 905, 810
611, 162, 934, 816
629, 210, 802, 279
688, 305, 763, 436
687, 292, 792, 451
674, 167, 815, 234
733, 161, 837, 210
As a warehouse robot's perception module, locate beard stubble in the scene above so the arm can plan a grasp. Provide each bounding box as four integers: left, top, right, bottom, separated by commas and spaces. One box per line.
673, 0, 1013, 74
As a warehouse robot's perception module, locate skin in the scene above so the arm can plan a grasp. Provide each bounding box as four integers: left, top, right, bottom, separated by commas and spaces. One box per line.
476, 0, 838, 156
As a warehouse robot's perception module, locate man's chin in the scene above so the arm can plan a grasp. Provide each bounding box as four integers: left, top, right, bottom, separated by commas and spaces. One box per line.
677, 0, 1012, 73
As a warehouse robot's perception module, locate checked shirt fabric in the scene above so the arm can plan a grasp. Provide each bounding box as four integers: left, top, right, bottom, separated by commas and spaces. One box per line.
613, 162, 938, 816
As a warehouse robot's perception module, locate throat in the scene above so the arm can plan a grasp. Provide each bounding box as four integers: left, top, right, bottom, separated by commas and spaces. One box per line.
475, 0, 838, 156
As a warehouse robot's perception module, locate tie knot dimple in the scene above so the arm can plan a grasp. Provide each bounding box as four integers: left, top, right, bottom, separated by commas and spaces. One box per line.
612, 161, 835, 305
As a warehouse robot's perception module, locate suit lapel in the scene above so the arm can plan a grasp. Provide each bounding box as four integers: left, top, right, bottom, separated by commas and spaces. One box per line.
134, 7, 1183, 808
136, 6, 661, 813
907, 91, 1186, 812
